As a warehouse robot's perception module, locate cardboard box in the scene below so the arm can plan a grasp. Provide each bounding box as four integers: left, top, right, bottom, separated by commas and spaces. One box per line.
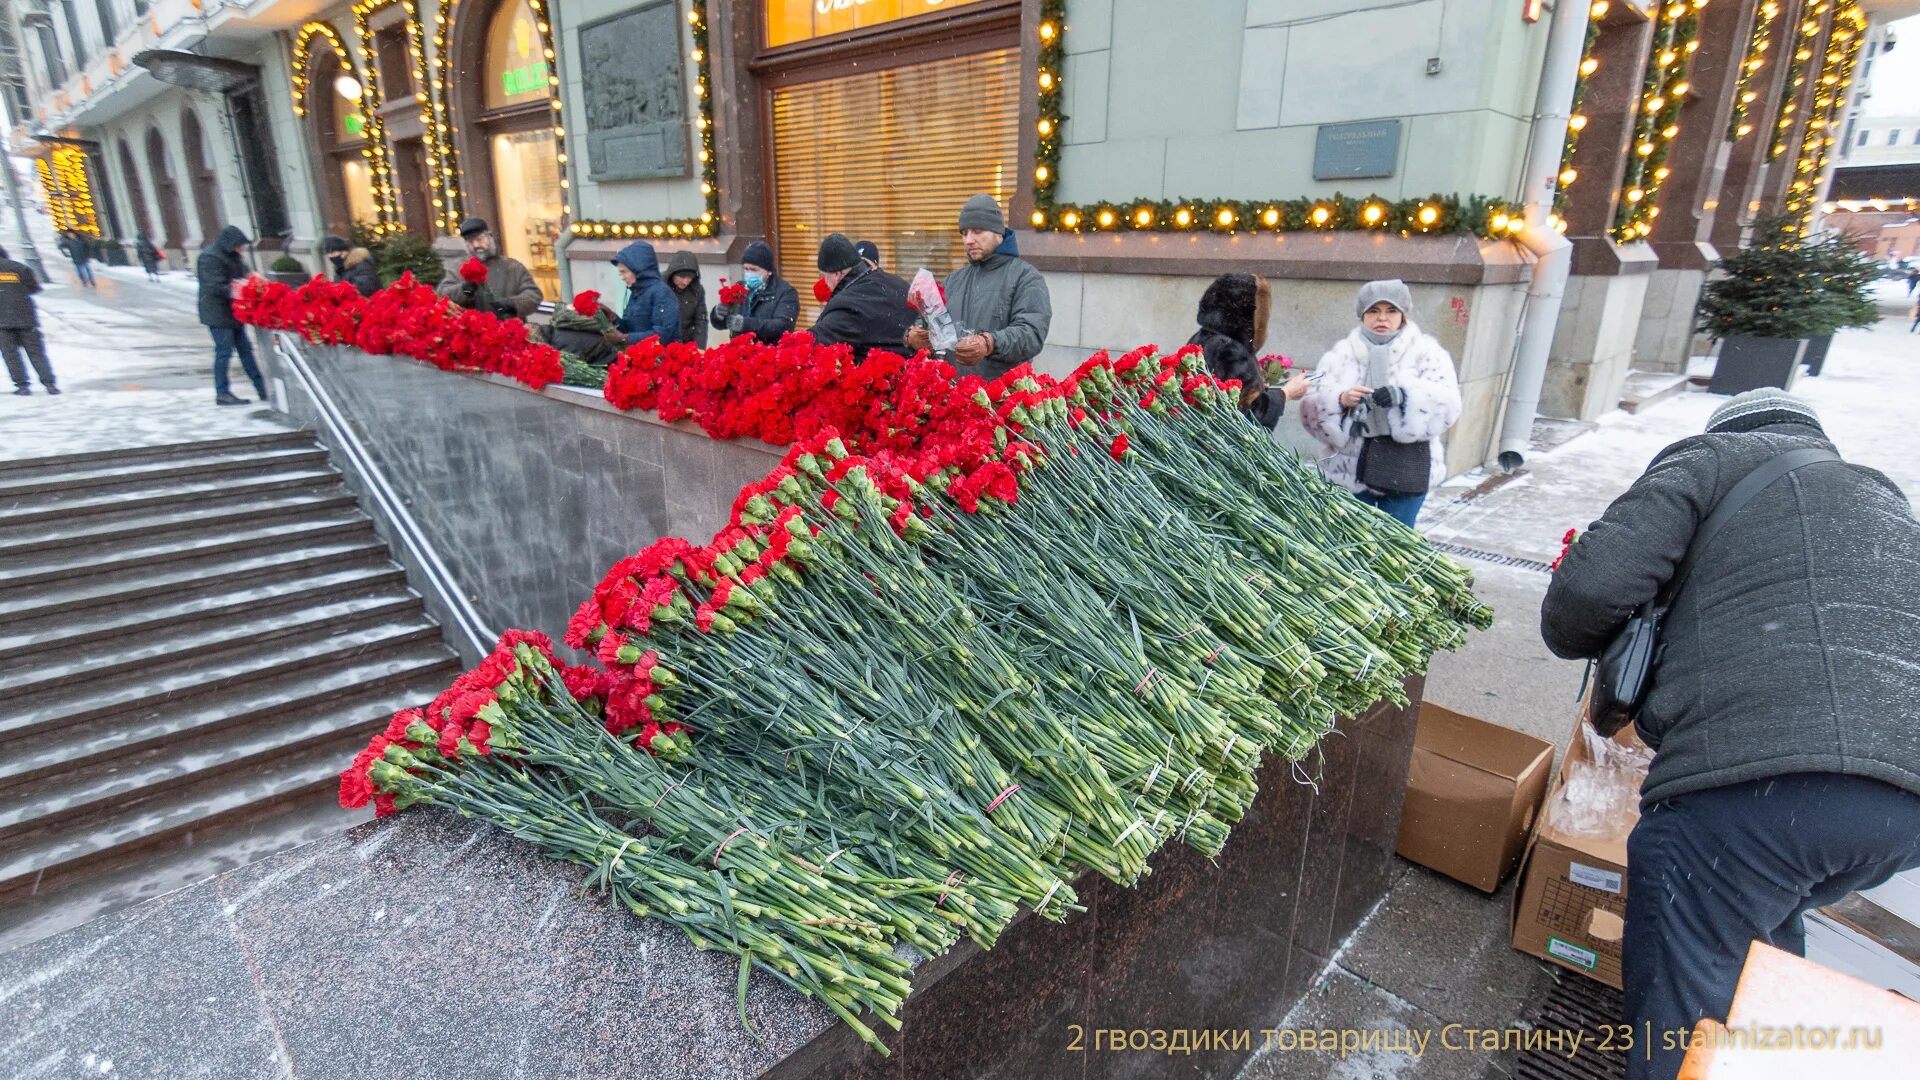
1509, 712, 1650, 989
1395, 703, 1555, 893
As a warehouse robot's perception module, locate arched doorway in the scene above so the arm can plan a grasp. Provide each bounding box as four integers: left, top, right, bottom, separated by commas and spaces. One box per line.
180, 106, 225, 242
144, 126, 187, 251
303, 45, 378, 236
116, 139, 153, 241
451, 0, 563, 296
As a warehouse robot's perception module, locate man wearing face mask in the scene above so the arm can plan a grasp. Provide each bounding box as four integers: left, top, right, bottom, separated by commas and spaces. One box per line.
711, 240, 799, 345
808, 233, 914, 360
435, 217, 542, 317
904, 194, 1051, 381
323, 235, 379, 297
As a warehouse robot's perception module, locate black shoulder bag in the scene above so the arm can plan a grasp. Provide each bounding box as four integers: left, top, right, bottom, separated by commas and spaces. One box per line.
1587, 446, 1840, 737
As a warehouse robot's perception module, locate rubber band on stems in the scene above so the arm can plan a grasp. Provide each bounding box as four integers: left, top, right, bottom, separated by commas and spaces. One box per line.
936, 870, 964, 908
713, 827, 749, 867
984, 784, 1022, 815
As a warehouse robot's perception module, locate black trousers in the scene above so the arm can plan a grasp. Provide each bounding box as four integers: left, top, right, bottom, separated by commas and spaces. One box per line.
1, 326, 54, 389
1623, 772, 1920, 1080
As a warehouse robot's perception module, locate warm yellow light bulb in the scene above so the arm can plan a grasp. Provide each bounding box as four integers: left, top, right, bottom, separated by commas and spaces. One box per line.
1063, 211, 1080, 228
1038, 119, 1052, 136
1310, 206, 1330, 226
1362, 204, 1383, 224
1591, 0, 1609, 15
1626, 187, 1644, 202
1031, 210, 1046, 227
1418, 205, 1439, 226
1217, 208, 1236, 227
1098, 210, 1114, 227
1580, 58, 1599, 76
1560, 168, 1578, 184
1176, 208, 1193, 226
1263, 208, 1280, 226
1569, 114, 1588, 131
1135, 208, 1153, 227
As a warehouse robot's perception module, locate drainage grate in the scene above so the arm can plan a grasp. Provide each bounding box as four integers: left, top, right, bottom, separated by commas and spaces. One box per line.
1427, 541, 1556, 575
1511, 975, 1627, 1080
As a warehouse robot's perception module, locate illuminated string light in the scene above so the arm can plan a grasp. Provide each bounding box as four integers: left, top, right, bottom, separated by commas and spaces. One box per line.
1612, 0, 1704, 242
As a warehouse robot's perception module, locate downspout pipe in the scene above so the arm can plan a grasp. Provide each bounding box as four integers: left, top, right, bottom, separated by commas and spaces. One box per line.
1496, 0, 1589, 471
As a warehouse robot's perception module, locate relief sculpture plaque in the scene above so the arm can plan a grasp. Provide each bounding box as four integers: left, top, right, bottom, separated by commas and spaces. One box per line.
580, 1, 691, 181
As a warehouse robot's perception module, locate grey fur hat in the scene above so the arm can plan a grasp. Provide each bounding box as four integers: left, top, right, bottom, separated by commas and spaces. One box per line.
1355, 279, 1414, 318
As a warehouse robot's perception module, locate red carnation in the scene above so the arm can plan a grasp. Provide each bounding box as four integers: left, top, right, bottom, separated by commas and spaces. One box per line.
1109, 433, 1131, 462
459, 258, 488, 285
572, 289, 602, 317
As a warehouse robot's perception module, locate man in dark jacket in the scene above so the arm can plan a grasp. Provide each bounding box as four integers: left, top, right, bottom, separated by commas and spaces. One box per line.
808, 233, 913, 360
60, 231, 96, 289
0, 245, 56, 395
905, 195, 1051, 381
324, 235, 379, 297
611, 239, 679, 346
711, 239, 799, 344
666, 250, 709, 348
436, 217, 542, 317
197, 224, 265, 405
1541, 389, 1920, 1080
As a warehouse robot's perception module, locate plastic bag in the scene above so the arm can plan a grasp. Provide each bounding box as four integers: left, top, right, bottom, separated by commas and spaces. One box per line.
907, 268, 959, 353
1544, 720, 1654, 838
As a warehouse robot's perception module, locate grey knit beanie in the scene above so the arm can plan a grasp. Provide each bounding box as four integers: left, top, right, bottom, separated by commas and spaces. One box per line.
1706, 389, 1822, 434
957, 194, 1006, 234
1355, 279, 1414, 319
816, 232, 859, 273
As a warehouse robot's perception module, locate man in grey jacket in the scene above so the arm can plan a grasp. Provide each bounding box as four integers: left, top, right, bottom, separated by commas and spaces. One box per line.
1541, 390, 1920, 1080
905, 194, 1051, 382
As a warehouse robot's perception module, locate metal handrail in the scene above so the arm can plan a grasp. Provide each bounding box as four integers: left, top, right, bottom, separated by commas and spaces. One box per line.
269, 330, 494, 660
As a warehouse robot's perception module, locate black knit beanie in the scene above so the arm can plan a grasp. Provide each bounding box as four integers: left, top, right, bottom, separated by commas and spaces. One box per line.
817, 233, 859, 273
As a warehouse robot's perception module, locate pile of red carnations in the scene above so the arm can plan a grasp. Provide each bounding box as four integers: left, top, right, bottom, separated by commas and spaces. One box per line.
337, 334, 1492, 1052
234, 274, 564, 390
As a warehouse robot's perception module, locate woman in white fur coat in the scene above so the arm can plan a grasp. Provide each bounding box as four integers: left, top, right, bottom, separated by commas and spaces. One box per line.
1299, 279, 1461, 527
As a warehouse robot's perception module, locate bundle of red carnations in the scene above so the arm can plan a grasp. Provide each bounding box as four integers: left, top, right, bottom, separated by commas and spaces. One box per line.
234, 274, 563, 390
338, 334, 1492, 1053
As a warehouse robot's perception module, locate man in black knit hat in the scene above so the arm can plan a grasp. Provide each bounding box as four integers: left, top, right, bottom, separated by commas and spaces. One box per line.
808, 233, 913, 360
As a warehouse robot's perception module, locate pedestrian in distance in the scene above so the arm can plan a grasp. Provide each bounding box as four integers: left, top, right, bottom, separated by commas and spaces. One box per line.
808, 232, 914, 361
323, 235, 378, 297
666, 250, 709, 348
610, 238, 680, 346
0, 244, 57, 396
435, 217, 542, 317
135, 232, 163, 281
1187, 272, 1307, 431
1298, 279, 1461, 529
59, 230, 96, 288
904, 194, 1051, 381
855, 240, 883, 272
1540, 389, 1920, 1080
711, 239, 799, 345
196, 224, 266, 406
1906, 265, 1918, 296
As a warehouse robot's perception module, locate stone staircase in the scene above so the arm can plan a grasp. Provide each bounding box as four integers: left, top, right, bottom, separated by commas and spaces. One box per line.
0, 432, 462, 951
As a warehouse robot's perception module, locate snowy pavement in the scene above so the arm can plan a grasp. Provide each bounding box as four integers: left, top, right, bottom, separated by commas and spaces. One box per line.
0, 213, 290, 462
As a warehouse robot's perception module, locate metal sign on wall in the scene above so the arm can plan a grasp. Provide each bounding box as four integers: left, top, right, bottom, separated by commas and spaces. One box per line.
1313, 119, 1402, 181
579, 1, 691, 181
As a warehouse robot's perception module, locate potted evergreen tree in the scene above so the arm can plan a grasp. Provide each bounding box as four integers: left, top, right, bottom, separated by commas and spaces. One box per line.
268, 254, 310, 286
1697, 214, 1830, 394
1799, 228, 1881, 376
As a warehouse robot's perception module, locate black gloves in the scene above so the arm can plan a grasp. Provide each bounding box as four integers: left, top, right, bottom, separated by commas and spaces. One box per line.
1371, 385, 1406, 409
491, 301, 519, 319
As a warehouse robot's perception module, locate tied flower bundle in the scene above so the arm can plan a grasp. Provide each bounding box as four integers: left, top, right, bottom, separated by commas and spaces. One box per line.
341, 333, 1490, 1052
234, 275, 563, 390
718, 278, 748, 306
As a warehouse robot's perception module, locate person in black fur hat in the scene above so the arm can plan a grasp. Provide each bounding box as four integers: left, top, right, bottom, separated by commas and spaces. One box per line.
1187, 273, 1306, 430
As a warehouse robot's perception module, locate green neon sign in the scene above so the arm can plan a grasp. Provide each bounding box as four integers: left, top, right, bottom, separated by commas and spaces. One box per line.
501, 61, 548, 98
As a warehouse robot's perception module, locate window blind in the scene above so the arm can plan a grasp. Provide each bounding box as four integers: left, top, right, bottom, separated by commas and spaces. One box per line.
771, 47, 1021, 324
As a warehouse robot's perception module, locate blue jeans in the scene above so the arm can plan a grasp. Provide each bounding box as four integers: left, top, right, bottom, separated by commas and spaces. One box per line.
210, 326, 264, 399
1356, 489, 1426, 528
1623, 773, 1920, 1080
72, 260, 94, 287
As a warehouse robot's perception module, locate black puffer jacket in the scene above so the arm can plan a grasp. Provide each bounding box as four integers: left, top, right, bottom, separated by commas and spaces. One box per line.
809, 263, 914, 360
1187, 273, 1284, 430
196, 225, 250, 328
1542, 419, 1920, 807
667, 250, 709, 348
712, 274, 800, 344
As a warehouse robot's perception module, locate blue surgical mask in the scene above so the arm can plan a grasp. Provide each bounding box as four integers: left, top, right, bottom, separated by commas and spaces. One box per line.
743, 271, 765, 290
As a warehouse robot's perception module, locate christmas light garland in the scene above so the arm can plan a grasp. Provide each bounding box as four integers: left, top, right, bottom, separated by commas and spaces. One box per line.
289, 22, 350, 120
1551, 2, 1606, 220
347, 2, 405, 235
1784, 1, 1864, 227
38, 147, 101, 237
1026, 2, 1520, 240
1725, 0, 1780, 140
568, 0, 720, 242
1769, 3, 1828, 161
1609, 0, 1703, 244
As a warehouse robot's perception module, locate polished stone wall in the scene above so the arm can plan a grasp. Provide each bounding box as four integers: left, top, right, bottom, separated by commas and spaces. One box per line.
266, 339, 783, 663
0, 677, 1420, 1079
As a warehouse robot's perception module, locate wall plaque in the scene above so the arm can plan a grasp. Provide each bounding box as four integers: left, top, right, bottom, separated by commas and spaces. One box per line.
579, 1, 690, 182
1312, 119, 1401, 181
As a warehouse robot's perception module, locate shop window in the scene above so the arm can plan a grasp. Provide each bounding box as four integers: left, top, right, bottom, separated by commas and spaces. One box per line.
485, 0, 551, 111
765, 0, 990, 48
1892, 130, 1902, 147
376, 25, 414, 100
452, 0, 561, 294
771, 47, 1019, 320
490, 127, 563, 296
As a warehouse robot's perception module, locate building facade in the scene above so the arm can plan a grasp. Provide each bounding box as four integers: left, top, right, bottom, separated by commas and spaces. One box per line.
13, 0, 1914, 470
